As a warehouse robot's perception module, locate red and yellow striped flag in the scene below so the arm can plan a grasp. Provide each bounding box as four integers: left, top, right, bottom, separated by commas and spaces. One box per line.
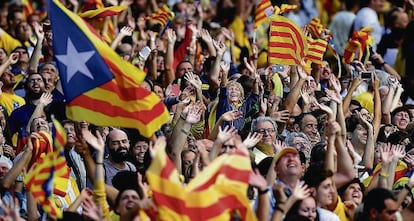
145, 5, 175, 27
22, 0, 35, 19
254, 0, 273, 30
146, 140, 257, 220
308, 17, 323, 38
24, 129, 71, 219
268, 15, 308, 66
342, 27, 374, 64
48, 0, 170, 138
78, 5, 127, 19
305, 37, 328, 65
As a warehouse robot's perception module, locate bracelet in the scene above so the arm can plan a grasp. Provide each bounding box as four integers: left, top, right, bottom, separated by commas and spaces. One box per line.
379, 172, 389, 178
258, 188, 269, 195
380, 61, 386, 67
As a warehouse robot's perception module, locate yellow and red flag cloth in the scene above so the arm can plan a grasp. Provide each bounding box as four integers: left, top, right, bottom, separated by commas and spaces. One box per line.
146, 140, 257, 220
268, 15, 308, 66
305, 37, 328, 65
28, 131, 53, 170
47, 0, 170, 138
78, 5, 127, 19
22, 0, 35, 19
274, 4, 298, 15
24, 132, 71, 219
254, 0, 273, 31
145, 5, 175, 28
343, 27, 374, 64
308, 17, 323, 38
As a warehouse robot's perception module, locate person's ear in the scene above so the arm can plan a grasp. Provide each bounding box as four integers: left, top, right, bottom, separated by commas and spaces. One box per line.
369, 208, 378, 220
294, 124, 300, 132
310, 187, 316, 198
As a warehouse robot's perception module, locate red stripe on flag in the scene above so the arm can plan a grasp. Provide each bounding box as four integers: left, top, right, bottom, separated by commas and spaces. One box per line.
192, 166, 251, 192
271, 20, 306, 57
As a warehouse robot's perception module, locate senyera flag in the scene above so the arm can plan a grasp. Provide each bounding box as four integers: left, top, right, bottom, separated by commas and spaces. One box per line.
47, 0, 170, 137
254, 0, 273, 31
146, 140, 257, 220
268, 15, 308, 66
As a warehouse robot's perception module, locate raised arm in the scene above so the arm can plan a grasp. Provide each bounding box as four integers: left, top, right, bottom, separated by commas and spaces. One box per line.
164, 29, 177, 86
283, 63, 307, 114
25, 93, 53, 133
29, 22, 45, 73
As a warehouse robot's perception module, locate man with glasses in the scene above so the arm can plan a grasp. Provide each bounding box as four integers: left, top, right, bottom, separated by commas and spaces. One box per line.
251, 116, 278, 163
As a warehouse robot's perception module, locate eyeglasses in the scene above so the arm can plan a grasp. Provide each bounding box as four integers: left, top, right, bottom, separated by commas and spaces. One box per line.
222, 144, 236, 149
29, 78, 43, 84
256, 128, 276, 134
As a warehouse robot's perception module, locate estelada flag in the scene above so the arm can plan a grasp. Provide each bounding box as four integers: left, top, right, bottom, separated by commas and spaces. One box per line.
47, 0, 170, 137
145, 5, 174, 28
269, 15, 308, 66
146, 139, 257, 220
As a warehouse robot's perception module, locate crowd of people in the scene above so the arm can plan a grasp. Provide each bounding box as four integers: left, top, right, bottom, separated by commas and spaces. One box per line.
1, 0, 414, 220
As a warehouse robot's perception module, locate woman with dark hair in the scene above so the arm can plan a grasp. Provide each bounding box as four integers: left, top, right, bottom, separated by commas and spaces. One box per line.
285, 197, 319, 221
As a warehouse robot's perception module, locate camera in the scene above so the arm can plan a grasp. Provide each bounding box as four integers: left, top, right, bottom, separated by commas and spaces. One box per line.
361, 71, 372, 79
272, 64, 285, 73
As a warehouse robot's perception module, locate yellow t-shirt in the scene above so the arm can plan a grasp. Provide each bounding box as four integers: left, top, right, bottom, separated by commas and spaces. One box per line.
229, 16, 252, 63
0, 93, 25, 115
0, 30, 22, 54
332, 196, 350, 221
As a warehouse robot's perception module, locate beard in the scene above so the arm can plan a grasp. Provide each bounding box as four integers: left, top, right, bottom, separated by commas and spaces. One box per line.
26, 90, 43, 101
110, 148, 129, 163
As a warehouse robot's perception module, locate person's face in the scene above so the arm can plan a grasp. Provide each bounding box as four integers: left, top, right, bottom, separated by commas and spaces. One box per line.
140, 81, 151, 91
15, 22, 32, 41
221, 138, 237, 155
275, 153, 301, 178
14, 48, 29, 63
320, 62, 331, 80
298, 197, 317, 221
116, 190, 140, 216
352, 124, 368, 145
27, 74, 45, 94
315, 177, 334, 207
228, 84, 242, 103
360, 108, 373, 122
108, 130, 130, 152
0, 163, 9, 179
306, 76, 316, 92
300, 115, 319, 143
0, 49, 7, 64
0, 111, 5, 130
177, 62, 193, 78
370, 199, 398, 221
342, 183, 363, 205
0, 70, 16, 87
182, 151, 196, 167
30, 117, 49, 133
392, 111, 410, 130
292, 136, 311, 159
154, 85, 164, 99
41, 64, 58, 92
132, 141, 149, 164
255, 121, 276, 146
393, 10, 409, 29
10, 11, 23, 27
63, 123, 76, 145
372, 0, 386, 12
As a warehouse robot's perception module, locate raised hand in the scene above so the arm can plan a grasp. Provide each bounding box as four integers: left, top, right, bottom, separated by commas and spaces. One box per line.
220, 110, 243, 122
243, 132, 263, 149
166, 28, 177, 44
392, 144, 406, 161
82, 196, 102, 221
325, 88, 342, 104
329, 75, 341, 94
217, 125, 237, 144
213, 40, 226, 56
39, 92, 53, 106
380, 143, 393, 165
243, 57, 256, 77
291, 181, 311, 201
184, 72, 202, 89
0, 197, 25, 221
82, 129, 104, 153
221, 28, 235, 42
220, 61, 230, 75
270, 109, 290, 123
149, 136, 166, 158
33, 22, 44, 40
200, 29, 213, 44
260, 95, 268, 115
273, 140, 286, 154
248, 169, 267, 190
8, 53, 19, 65
119, 26, 133, 37
185, 101, 204, 124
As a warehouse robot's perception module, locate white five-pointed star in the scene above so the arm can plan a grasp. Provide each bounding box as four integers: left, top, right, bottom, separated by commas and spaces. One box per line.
56, 38, 95, 83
